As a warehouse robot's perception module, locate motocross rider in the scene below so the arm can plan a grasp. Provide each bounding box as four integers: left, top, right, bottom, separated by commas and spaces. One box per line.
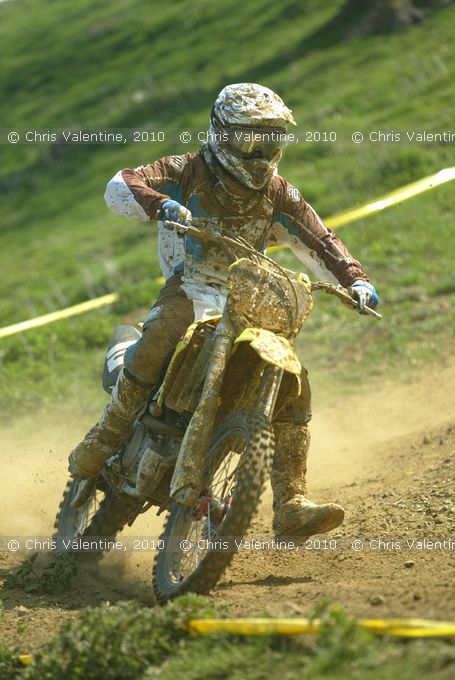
69, 83, 379, 539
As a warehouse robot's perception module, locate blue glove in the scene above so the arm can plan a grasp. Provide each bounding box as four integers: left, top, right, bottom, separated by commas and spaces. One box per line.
350, 280, 380, 311
161, 199, 192, 226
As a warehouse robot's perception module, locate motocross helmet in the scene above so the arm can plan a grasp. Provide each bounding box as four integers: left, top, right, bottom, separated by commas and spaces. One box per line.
209, 83, 296, 190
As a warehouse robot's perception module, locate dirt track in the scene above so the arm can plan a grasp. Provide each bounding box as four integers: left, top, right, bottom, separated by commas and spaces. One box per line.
1, 361, 454, 652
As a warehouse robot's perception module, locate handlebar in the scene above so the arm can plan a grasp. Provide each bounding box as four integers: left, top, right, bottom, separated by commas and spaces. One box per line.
310, 280, 382, 319
163, 218, 382, 320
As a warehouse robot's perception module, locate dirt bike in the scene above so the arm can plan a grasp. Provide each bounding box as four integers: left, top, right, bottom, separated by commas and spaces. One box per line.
53, 218, 380, 603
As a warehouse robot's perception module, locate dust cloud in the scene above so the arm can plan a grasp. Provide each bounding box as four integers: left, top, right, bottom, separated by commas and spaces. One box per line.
1, 361, 454, 538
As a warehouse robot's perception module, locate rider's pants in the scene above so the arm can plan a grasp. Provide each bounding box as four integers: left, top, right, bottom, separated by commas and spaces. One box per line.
124, 276, 195, 387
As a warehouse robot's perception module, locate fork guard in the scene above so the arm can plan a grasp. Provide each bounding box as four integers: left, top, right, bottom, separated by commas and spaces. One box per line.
170, 322, 235, 507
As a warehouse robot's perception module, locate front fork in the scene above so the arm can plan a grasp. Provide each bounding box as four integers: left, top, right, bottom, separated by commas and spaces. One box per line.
254, 364, 284, 421
170, 311, 284, 507
170, 312, 236, 507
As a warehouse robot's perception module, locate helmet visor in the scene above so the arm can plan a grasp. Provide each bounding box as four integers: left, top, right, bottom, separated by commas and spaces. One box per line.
226, 125, 288, 160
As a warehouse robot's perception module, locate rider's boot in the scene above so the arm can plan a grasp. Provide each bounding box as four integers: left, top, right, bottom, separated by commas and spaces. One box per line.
68, 369, 150, 478
271, 422, 345, 539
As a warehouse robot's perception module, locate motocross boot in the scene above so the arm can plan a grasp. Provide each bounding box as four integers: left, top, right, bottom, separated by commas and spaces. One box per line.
68, 369, 150, 478
271, 422, 345, 539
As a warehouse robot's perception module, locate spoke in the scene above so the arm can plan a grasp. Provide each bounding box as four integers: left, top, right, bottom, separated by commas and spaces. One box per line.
213, 443, 244, 497
195, 518, 200, 568
170, 429, 248, 583
74, 489, 102, 537
212, 451, 232, 485
211, 461, 230, 491
207, 498, 211, 542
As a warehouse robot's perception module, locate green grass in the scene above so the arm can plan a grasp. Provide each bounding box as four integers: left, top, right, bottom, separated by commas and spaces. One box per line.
1, 596, 454, 679
280, 180, 455, 391
0, 0, 454, 412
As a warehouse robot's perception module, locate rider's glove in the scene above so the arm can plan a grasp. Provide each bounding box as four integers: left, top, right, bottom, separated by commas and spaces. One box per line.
350, 280, 380, 312
160, 199, 192, 226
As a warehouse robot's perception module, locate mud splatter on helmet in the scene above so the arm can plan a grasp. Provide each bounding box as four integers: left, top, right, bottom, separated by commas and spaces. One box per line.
209, 83, 296, 190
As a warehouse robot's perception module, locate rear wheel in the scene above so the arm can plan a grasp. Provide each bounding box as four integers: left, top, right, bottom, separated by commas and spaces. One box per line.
152, 410, 274, 603
53, 479, 138, 555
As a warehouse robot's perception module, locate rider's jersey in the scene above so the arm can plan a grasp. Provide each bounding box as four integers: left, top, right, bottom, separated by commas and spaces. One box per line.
105, 150, 368, 314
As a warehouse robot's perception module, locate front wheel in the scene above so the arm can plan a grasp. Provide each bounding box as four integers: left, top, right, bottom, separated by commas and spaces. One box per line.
152, 410, 274, 603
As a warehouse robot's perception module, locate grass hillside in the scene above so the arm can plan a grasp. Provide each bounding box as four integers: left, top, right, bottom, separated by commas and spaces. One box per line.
0, 0, 454, 412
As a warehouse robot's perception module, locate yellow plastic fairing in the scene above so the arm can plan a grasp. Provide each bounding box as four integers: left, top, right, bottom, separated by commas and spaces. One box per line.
235, 328, 301, 376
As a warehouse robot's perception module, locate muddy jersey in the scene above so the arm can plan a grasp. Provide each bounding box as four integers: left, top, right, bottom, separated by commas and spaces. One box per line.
104, 149, 368, 293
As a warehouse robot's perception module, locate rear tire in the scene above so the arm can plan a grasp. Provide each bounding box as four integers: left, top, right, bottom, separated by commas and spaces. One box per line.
53, 479, 138, 556
152, 410, 274, 603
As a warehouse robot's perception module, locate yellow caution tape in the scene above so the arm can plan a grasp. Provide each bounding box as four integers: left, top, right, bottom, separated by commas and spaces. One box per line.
0, 293, 118, 340
324, 166, 455, 229
1, 166, 453, 339
18, 654, 34, 665
266, 165, 455, 253
14, 615, 455, 666
187, 617, 455, 638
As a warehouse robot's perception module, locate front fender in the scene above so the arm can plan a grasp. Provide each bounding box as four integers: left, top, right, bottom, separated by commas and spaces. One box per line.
234, 328, 301, 376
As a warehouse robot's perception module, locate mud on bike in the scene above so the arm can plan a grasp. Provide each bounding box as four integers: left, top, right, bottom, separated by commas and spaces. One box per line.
54, 217, 380, 603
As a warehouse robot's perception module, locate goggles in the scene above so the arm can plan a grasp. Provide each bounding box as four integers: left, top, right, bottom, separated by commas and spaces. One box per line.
225, 125, 288, 160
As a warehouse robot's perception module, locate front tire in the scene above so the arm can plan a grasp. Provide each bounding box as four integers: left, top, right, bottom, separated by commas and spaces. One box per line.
152, 410, 274, 603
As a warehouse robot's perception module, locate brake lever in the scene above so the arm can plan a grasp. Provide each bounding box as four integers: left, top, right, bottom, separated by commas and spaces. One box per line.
162, 219, 207, 240
356, 303, 382, 319
339, 287, 382, 319
311, 281, 382, 319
